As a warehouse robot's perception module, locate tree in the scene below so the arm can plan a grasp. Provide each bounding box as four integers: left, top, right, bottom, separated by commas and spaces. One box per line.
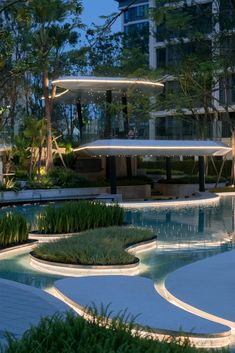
15, 0, 83, 170
23, 117, 46, 179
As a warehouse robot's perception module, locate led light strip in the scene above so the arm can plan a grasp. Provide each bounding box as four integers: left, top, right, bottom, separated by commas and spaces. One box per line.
41, 89, 69, 100
52, 78, 164, 88
74, 145, 230, 152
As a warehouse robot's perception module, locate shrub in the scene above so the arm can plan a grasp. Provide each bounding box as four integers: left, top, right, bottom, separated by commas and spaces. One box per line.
0, 212, 28, 247
0, 179, 21, 192
158, 175, 227, 184
26, 177, 54, 189
146, 169, 184, 176
33, 226, 155, 265
37, 201, 124, 234
1, 311, 208, 353
48, 167, 92, 188
139, 159, 232, 178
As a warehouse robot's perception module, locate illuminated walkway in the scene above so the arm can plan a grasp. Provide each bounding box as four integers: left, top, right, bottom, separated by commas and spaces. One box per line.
0, 279, 68, 343
55, 276, 230, 348
164, 248, 235, 327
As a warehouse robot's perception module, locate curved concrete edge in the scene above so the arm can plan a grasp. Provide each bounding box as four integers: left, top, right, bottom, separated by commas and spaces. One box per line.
29, 231, 77, 242
29, 239, 157, 276
30, 255, 140, 276
156, 282, 235, 331
53, 276, 231, 349
119, 193, 220, 209
0, 241, 38, 259
0, 278, 69, 339
163, 249, 235, 329
53, 286, 230, 349
216, 192, 235, 196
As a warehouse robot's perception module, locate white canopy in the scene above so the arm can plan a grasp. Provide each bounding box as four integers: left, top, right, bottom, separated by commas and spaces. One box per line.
73, 139, 231, 157
53, 76, 163, 93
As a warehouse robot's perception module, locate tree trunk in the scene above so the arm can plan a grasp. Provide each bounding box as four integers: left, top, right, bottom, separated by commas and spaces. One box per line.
43, 70, 53, 171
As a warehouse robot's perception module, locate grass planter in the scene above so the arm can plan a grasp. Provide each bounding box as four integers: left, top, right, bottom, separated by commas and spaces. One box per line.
0, 212, 28, 248
37, 201, 124, 235
31, 227, 156, 274
1, 312, 208, 353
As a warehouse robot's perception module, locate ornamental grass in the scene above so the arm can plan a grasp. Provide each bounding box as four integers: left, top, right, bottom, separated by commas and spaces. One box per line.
37, 201, 124, 234
0, 212, 28, 247
33, 226, 155, 265
1, 311, 209, 353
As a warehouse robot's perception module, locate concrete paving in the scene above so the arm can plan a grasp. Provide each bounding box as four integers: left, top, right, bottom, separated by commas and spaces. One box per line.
55, 276, 229, 336
0, 278, 68, 342
165, 248, 235, 323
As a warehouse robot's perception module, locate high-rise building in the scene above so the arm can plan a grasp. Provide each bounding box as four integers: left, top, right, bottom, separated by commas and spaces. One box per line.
115, 0, 149, 52
116, 0, 235, 141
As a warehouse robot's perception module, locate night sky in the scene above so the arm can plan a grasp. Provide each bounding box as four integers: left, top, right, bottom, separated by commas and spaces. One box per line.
82, 0, 121, 33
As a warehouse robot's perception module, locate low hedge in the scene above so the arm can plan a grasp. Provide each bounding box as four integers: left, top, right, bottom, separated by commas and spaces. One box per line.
2, 312, 210, 353
209, 186, 235, 193
33, 226, 155, 265
139, 159, 232, 178
0, 212, 28, 247
146, 169, 184, 175
158, 175, 227, 184
37, 201, 124, 234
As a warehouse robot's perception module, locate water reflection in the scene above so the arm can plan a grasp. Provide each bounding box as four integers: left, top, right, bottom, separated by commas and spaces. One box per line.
0, 197, 235, 289
139, 242, 232, 284
0, 252, 63, 289
125, 197, 235, 247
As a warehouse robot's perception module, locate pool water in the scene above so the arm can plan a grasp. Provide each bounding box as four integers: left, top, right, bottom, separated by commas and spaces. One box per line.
0, 196, 234, 289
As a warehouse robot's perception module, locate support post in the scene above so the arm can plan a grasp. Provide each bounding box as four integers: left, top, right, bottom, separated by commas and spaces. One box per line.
104, 90, 112, 138
166, 157, 172, 181
122, 92, 129, 135
122, 91, 132, 178
76, 101, 84, 142
110, 156, 117, 194
198, 156, 205, 192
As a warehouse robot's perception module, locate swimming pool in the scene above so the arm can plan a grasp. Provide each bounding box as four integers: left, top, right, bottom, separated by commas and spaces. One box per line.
0, 196, 233, 289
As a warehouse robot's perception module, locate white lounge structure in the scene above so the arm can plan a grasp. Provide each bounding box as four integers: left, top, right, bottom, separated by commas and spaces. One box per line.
74, 139, 231, 194
52, 76, 164, 95
52, 76, 231, 195
74, 139, 231, 157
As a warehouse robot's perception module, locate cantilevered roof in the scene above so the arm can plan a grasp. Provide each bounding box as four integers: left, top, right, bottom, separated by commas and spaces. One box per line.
52, 76, 163, 93
73, 139, 231, 157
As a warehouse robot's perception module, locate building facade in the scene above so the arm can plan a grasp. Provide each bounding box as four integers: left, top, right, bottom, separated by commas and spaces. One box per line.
115, 0, 149, 52
116, 0, 235, 141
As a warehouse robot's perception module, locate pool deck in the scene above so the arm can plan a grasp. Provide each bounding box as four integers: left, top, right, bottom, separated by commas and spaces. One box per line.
0, 278, 68, 344
54, 276, 230, 348
1, 194, 235, 348
164, 248, 235, 328
120, 192, 220, 208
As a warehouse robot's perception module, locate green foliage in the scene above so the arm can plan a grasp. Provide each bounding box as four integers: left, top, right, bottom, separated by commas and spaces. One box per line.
146, 169, 184, 176
139, 159, 232, 178
33, 226, 155, 265
0, 179, 20, 191
158, 175, 227, 184
210, 186, 235, 193
48, 167, 92, 188
37, 201, 124, 234
1, 311, 210, 353
26, 177, 54, 189
0, 212, 28, 247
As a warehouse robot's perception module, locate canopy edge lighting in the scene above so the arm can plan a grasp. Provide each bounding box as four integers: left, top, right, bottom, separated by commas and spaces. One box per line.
73, 139, 231, 157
